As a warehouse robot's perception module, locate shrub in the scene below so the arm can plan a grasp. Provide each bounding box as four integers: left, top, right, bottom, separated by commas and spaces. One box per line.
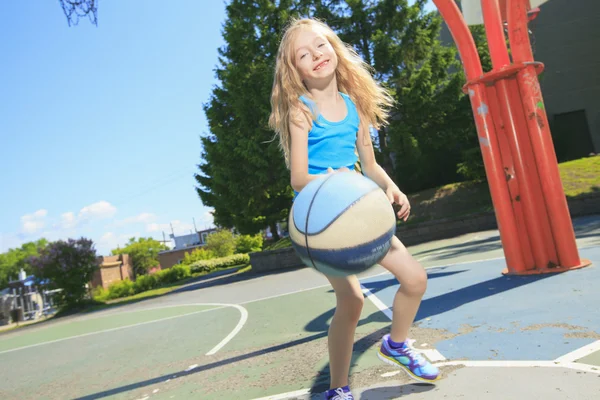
190, 254, 250, 273
457, 147, 486, 181
134, 273, 159, 293
91, 286, 109, 302
107, 279, 136, 299
156, 264, 191, 284
235, 234, 263, 254
29, 237, 99, 309
205, 230, 236, 257
92, 264, 192, 302
183, 247, 214, 264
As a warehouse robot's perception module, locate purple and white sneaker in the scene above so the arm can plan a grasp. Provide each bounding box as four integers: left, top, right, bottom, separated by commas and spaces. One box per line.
323, 386, 354, 400
378, 334, 440, 383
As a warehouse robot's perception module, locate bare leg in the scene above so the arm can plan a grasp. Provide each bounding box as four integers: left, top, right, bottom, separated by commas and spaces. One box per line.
379, 236, 428, 342
325, 274, 364, 389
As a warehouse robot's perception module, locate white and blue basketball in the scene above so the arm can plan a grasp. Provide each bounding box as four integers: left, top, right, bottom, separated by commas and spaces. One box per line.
288, 171, 396, 276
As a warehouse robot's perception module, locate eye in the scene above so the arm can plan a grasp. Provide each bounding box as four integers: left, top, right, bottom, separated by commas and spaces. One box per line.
300, 53, 308, 59
318, 43, 325, 47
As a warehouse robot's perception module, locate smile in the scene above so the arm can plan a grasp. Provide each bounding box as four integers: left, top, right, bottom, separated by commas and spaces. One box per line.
314, 60, 329, 71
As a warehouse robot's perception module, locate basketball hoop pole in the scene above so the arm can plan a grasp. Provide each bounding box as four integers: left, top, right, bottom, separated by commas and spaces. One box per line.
432, 0, 591, 275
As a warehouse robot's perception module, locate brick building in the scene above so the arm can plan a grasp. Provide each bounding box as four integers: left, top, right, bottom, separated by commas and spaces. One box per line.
91, 254, 134, 289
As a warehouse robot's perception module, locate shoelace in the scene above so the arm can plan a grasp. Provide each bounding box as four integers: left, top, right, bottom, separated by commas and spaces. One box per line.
399, 346, 427, 367
331, 388, 353, 400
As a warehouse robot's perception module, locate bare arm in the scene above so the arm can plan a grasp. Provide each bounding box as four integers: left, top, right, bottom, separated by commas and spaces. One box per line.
356, 121, 411, 221
289, 110, 323, 192
355, 122, 397, 191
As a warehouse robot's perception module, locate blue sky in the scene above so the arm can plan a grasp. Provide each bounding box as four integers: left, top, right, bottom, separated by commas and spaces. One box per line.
0, 1, 437, 256
0, 1, 226, 255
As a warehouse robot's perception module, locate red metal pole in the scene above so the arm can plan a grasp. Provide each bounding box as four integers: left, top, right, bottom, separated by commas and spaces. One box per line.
433, 0, 526, 272
485, 85, 535, 269
481, 0, 553, 271
503, 78, 558, 265
506, 0, 585, 269
481, 0, 510, 68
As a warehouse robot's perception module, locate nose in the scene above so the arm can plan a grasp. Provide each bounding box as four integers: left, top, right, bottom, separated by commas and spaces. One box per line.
313, 51, 323, 60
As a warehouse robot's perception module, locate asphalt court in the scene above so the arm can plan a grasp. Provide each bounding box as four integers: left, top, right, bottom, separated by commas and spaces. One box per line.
0, 215, 598, 399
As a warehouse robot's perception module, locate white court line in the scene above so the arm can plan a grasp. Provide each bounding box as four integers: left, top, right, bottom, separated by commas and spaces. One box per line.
360, 284, 446, 362
205, 303, 248, 355
360, 285, 393, 320
249, 360, 600, 400
142, 302, 250, 355
436, 360, 559, 368
240, 256, 509, 306
241, 282, 332, 305
562, 362, 600, 373
554, 340, 600, 363
435, 359, 600, 374
250, 388, 312, 400
0, 303, 247, 357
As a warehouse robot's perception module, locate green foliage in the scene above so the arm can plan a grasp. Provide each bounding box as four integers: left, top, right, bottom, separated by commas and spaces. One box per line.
91, 285, 109, 302
29, 238, 99, 309
111, 237, 168, 276
205, 230, 236, 258
0, 239, 48, 288
195, 0, 294, 240
133, 273, 160, 293
95, 265, 192, 301
235, 234, 263, 254
158, 264, 191, 284
190, 254, 250, 274
107, 279, 136, 300
196, 0, 494, 237
457, 147, 486, 181
183, 247, 215, 264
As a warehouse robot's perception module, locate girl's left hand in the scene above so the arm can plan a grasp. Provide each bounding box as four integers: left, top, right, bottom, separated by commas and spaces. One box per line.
385, 185, 411, 221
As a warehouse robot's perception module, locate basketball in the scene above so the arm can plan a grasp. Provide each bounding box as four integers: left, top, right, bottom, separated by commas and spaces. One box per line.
288, 171, 397, 276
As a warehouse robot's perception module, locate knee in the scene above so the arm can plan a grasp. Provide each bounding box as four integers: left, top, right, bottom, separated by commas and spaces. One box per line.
336, 291, 364, 321
401, 268, 428, 297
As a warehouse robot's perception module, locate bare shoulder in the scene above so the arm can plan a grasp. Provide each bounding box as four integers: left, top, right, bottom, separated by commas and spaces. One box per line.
289, 104, 311, 135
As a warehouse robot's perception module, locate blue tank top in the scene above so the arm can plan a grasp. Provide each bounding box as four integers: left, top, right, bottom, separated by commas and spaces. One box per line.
299, 92, 359, 175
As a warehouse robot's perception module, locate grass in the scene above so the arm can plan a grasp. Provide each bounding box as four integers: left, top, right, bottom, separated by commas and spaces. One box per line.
264, 237, 292, 251
558, 156, 600, 197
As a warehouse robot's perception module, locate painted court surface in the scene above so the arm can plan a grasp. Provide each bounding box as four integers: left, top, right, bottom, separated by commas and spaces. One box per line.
1, 216, 599, 399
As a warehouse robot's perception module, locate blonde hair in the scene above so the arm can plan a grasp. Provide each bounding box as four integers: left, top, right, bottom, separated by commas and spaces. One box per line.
268, 17, 394, 167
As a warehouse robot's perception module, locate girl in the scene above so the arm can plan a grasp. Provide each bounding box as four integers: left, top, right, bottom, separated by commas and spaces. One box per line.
268, 18, 440, 400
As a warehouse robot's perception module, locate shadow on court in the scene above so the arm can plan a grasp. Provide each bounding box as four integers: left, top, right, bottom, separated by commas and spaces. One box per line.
308, 269, 552, 394
70, 265, 550, 399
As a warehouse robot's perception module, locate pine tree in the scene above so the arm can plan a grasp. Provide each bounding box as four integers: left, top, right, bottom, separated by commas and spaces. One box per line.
196, 0, 303, 240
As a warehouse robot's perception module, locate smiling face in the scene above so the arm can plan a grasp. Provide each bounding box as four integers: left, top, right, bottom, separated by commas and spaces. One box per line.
292, 27, 338, 87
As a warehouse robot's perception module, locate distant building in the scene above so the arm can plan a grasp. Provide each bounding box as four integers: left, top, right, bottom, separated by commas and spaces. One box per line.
158, 228, 218, 269
91, 254, 134, 289
438, 0, 599, 159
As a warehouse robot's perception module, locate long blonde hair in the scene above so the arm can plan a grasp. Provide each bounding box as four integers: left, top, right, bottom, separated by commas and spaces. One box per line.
268, 17, 395, 167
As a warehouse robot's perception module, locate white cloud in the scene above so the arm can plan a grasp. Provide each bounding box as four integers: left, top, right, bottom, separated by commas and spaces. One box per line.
146, 220, 194, 235
197, 210, 214, 229
60, 212, 77, 229
78, 201, 117, 222
20, 209, 47, 234
113, 213, 156, 228
96, 232, 139, 255
57, 201, 118, 230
